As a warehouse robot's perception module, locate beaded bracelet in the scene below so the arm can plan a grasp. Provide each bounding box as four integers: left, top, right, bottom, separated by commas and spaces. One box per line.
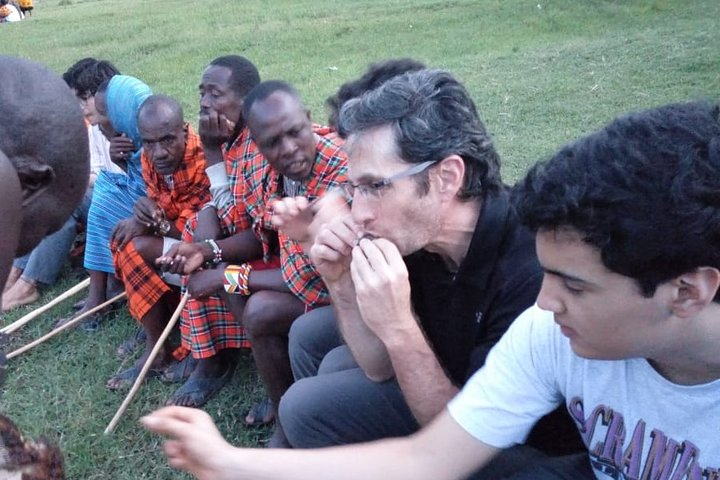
204, 239, 223, 265
224, 263, 252, 296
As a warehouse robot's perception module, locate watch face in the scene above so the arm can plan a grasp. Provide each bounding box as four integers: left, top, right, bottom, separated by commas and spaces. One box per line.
158, 219, 171, 236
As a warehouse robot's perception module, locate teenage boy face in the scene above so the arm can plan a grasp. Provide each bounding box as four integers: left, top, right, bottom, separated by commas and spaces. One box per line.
534, 228, 679, 360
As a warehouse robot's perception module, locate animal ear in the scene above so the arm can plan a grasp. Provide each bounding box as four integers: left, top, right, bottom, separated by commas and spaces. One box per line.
13, 155, 56, 206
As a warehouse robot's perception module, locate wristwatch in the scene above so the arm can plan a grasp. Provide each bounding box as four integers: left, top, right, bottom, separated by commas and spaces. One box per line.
155, 219, 172, 237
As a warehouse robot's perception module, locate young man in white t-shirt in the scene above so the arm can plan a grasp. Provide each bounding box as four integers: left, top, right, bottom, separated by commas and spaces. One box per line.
142, 101, 720, 480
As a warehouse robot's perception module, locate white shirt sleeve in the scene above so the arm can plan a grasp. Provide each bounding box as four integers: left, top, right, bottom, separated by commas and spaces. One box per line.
205, 162, 233, 211
447, 305, 564, 449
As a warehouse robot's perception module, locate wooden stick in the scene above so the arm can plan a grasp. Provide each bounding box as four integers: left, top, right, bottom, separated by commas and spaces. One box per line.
6, 292, 127, 359
104, 291, 189, 435
1, 277, 91, 334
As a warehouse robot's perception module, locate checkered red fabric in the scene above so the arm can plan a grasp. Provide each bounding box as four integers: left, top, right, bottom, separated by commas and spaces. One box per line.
179, 127, 347, 358
113, 238, 172, 320
114, 125, 210, 321
244, 125, 347, 306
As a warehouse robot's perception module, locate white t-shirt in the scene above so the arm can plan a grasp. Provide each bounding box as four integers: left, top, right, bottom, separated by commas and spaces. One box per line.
448, 305, 720, 479
3, 4, 23, 21
88, 124, 125, 176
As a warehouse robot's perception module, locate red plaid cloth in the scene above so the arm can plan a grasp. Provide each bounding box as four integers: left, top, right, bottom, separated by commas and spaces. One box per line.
141, 124, 212, 232
243, 125, 347, 306
179, 130, 261, 357
114, 126, 211, 321
179, 126, 347, 358
113, 239, 172, 320
216, 126, 259, 235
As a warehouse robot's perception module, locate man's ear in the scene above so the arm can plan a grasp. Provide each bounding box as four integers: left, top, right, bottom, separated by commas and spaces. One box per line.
434, 155, 465, 198
13, 156, 55, 207
306, 109, 312, 122
670, 267, 720, 318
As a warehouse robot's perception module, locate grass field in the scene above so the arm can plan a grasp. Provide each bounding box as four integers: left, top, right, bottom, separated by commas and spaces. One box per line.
1, 0, 719, 478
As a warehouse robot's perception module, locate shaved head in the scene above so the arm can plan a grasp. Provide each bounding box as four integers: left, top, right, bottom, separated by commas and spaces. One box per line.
138, 95, 187, 175
0, 56, 89, 256
138, 94, 184, 128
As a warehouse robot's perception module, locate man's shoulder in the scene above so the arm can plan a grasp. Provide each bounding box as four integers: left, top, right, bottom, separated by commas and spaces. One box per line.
225, 126, 263, 164
312, 125, 347, 166
467, 190, 541, 287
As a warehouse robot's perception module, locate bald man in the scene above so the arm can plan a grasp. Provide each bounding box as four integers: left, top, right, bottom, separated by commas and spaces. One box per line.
108, 95, 211, 390
0, 55, 89, 480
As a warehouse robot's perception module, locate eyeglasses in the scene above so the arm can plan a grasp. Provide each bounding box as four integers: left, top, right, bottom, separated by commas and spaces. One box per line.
344, 160, 438, 199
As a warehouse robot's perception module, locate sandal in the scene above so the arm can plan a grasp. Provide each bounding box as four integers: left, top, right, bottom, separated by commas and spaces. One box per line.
53, 308, 110, 331
245, 397, 275, 427
116, 328, 147, 359
160, 355, 198, 384
165, 365, 234, 408
106, 364, 162, 391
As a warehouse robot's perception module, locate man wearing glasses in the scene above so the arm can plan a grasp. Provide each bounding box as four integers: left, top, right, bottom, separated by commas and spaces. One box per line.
270, 69, 580, 466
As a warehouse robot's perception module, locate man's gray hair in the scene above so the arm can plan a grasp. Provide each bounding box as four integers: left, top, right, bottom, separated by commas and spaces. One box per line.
338, 69, 502, 198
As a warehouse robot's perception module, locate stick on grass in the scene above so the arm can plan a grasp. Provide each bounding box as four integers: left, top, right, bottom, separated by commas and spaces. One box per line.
6, 291, 127, 359
104, 291, 189, 435
1, 277, 91, 334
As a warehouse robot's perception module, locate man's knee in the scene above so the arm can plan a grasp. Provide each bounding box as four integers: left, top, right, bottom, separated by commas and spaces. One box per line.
129, 235, 162, 263
278, 377, 333, 448
288, 306, 340, 379
242, 291, 288, 337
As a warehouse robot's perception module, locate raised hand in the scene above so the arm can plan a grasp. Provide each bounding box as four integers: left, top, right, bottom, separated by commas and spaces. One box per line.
271, 189, 351, 244
109, 133, 135, 170
199, 109, 236, 148
350, 238, 414, 338
309, 213, 361, 285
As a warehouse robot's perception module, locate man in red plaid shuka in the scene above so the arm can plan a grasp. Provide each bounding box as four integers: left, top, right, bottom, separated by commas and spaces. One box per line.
107, 95, 211, 389
159, 81, 347, 430
150, 55, 263, 407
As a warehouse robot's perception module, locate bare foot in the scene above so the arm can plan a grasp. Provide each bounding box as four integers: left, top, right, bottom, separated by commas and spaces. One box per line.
2, 278, 40, 312
3, 267, 22, 293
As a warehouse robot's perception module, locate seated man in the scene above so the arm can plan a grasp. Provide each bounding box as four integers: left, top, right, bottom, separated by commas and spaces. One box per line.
145, 101, 720, 480
158, 81, 347, 428
3, 57, 121, 311
270, 69, 579, 458
0, 56, 89, 478
107, 95, 211, 389
145, 55, 262, 406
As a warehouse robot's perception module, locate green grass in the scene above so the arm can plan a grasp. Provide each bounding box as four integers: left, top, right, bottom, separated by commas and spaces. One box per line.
1, 0, 719, 477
